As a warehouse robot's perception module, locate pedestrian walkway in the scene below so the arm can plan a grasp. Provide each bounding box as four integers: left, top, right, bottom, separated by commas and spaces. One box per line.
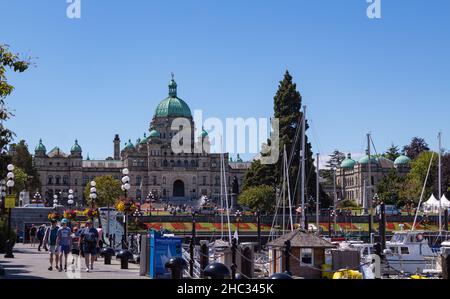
0, 243, 148, 279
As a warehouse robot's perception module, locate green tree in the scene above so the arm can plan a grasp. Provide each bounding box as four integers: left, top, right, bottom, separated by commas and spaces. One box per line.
400, 151, 437, 203
0, 45, 30, 178
384, 143, 400, 161
403, 137, 430, 160
376, 169, 406, 205
9, 140, 41, 191
321, 150, 345, 181
12, 167, 28, 202
238, 185, 275, 212
83, 175, 122, 207
243, 71, 330, 207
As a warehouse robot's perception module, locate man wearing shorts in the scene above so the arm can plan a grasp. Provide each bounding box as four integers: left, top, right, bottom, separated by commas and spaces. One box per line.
56, 218, 72, 272
43, 220, 60, 271
79, 220, 99, 272
70, 227, 80, 265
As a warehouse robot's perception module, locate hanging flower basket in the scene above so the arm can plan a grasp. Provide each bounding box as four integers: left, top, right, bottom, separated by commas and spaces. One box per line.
83, 208, 99, 219
48, 212, 61, 221
115, 198, 137, 214
63, 209, 77, 220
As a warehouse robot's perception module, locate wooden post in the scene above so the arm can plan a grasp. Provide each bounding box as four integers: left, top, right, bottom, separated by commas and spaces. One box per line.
284, 240, 291, 274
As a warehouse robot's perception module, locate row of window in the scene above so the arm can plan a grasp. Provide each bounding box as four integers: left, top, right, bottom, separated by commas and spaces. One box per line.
47, 176, 73, 186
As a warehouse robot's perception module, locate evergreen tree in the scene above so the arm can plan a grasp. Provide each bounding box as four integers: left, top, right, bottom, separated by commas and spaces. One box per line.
384, 143, 400, 161
243, 71, 330, 207
322, 150, 345, 180
403, 137, 430, 160
9, 140, 41, 191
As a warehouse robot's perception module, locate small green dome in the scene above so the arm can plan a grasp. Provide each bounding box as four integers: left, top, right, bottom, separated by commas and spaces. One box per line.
140, 133, 149, 144
35, 139, 46, 152
199, 128, 208, 138
154, 75, 192, 118
149, 129, 160, 138
394, 155, 411, 165
341, 154, 356, 169
359, 155, 378, 164
71, 139, 82, 153
125, 139, 134, 150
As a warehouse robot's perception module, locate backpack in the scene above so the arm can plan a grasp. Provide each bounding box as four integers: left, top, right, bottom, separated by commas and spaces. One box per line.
83, 228, 97, 244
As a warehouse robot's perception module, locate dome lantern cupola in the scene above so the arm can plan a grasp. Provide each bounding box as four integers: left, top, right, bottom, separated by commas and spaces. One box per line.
35, 138, 46, 153
168, 72, 177, 97
71, 139, 82, 153
125, 139, 134, 150
154, 74, 192, 118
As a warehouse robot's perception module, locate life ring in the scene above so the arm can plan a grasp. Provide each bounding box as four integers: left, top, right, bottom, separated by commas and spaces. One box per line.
416, 234, 424, 242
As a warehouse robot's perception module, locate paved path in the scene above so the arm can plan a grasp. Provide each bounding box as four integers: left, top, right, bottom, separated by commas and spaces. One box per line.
0, 243, 148, 279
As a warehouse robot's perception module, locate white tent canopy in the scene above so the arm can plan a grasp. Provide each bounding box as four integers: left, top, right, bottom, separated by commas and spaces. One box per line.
423, 194, 450, 213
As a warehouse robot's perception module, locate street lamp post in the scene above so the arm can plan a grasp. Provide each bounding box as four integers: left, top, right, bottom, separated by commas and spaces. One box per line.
68, 189, 74, 209
121, 168, 130, 249
5, 164, 15, 258
89, 181, 97, 224
0, 180, 6, 214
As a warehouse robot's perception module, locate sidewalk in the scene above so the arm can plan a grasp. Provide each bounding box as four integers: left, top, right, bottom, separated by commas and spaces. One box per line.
0, 243, 148, 279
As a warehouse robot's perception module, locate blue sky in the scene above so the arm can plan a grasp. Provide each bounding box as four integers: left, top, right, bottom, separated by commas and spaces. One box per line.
1, 0, 449, 165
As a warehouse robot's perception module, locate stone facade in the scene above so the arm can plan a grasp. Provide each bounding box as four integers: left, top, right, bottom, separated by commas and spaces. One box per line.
33, 78, 250, 207
334, 153, 411, 206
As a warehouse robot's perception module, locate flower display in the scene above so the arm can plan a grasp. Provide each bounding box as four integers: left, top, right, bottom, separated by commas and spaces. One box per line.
48, 212, 61, 221
83, 208, 99, 219
115, 198, 137, 214
63, 209, 77, 220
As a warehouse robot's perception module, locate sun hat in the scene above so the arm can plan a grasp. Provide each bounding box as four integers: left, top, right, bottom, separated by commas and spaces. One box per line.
61, 218, 68, 224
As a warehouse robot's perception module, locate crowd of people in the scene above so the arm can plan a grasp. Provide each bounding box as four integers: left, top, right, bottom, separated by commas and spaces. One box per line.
29, 219, 101, 273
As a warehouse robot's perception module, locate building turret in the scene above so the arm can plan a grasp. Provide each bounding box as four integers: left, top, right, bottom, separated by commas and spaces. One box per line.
114, 134, 121, 160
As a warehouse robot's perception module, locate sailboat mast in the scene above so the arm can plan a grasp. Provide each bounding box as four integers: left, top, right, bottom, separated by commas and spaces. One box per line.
282, 146, 286, 234
301, 106, 306, 229
438, 132, 442, 233
316, 153, 320, 235
367, 133, 372, 214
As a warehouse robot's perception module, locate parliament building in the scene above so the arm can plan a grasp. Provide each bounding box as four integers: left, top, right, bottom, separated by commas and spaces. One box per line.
33, 77, 251, 206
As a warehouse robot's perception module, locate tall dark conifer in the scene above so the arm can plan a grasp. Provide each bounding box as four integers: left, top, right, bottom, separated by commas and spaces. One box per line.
243, 71, 330, 207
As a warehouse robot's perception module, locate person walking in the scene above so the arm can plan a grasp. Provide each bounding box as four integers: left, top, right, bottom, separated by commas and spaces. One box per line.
70, 227, 81, 265
79, 220, 99, 272
37, 224, 46, 251
43, 220, 60, 271
56, 219, 72, 272
29, 224, 37, 247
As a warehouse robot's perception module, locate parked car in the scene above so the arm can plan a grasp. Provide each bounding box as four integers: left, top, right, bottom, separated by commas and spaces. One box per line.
376, 204, 401, 216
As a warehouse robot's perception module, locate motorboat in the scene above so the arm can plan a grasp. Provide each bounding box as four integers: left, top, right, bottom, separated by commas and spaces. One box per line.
384, 230, 437, 274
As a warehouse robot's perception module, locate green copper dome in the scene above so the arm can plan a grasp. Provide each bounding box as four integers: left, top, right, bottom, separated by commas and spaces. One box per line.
140, 133, 149, 144
71, 139, 82, 153
35, 139, 46, 152
358, 155, 378, 165
341, 154, 356, 169
149, 129, 160, 138
154, 75, 192, 118
394, 155, 411, 165
125, 139, 134, 150
199, 128, 208, 138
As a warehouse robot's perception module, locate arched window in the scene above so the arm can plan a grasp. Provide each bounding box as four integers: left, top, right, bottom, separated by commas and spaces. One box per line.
163, 160, 168, 167
184, 160, 188, 167
191, 160, 196, 167
215, 176, 220, 186
162, 177, 166, 185
55, 176, 61, 185
48, 176, 53, 185
63, 176, 69, 185
177, 160, 181, 167
136, 176, 142, 186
